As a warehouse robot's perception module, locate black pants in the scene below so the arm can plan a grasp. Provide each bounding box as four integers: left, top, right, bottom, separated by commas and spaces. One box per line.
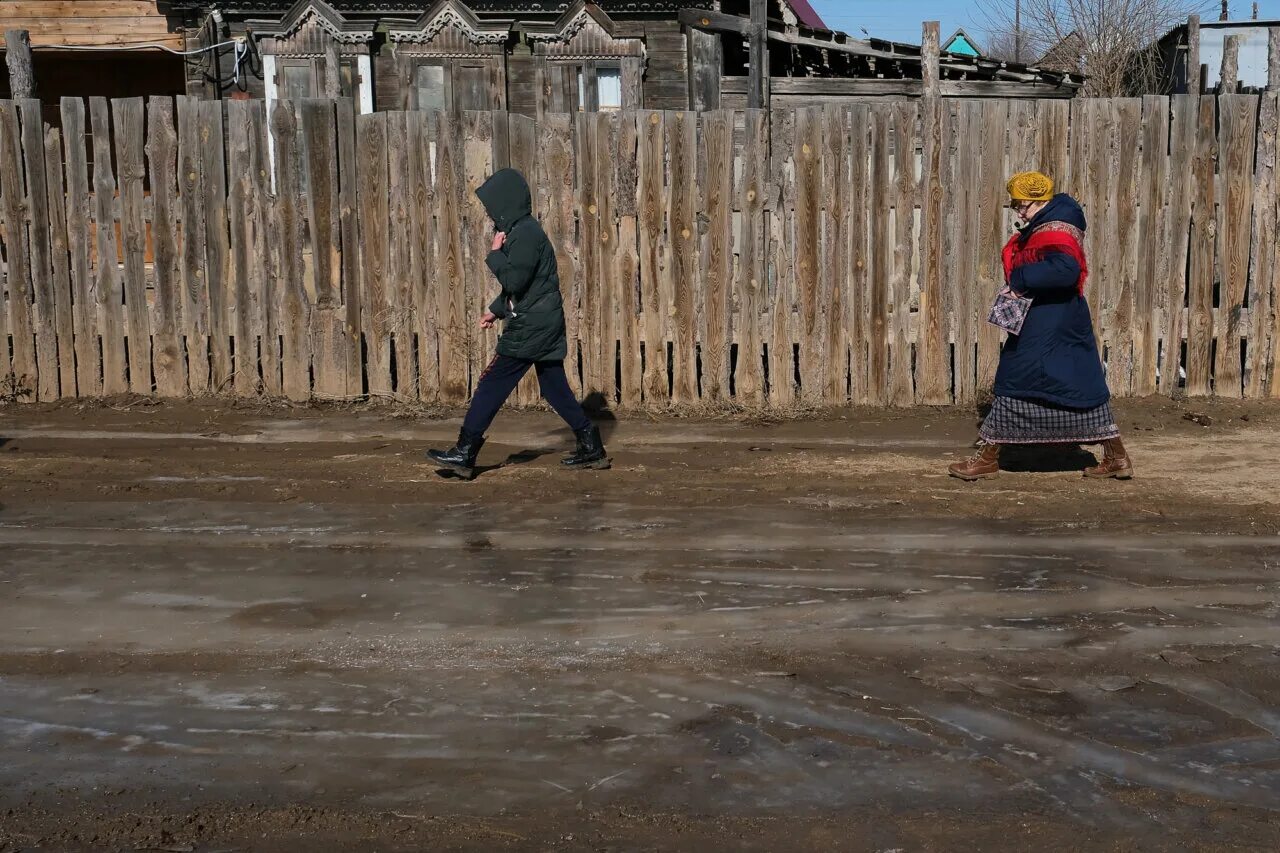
462, 356, 591, 436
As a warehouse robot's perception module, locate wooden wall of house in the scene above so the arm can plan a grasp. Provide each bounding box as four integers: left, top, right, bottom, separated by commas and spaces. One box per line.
0, 0, 184, 48
643, 20, 690, 110
507, 44, 539, 116
167, 15, 695, 112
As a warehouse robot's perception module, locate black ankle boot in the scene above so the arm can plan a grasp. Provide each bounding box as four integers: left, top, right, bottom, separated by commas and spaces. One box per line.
562, 424, 610, 470
427, 429, 486, 479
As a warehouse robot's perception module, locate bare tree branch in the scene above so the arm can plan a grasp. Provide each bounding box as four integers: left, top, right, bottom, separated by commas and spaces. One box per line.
976, 0, 1216, 95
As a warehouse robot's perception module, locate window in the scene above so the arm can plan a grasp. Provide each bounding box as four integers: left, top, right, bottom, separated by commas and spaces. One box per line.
455, 65, 488, 112
275, 56, 360, 100
597, 67, 622, 111
278, 60, 316, 100
411, 62, 492, 113
574, 63, 623, 112
414, 64, 446, 111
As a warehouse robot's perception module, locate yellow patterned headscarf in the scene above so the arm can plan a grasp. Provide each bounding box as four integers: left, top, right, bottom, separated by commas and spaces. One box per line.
1007, 171, 1054, 202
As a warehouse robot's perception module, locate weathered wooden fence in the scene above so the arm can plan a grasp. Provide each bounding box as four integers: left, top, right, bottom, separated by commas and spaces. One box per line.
1, 94, 1278, 406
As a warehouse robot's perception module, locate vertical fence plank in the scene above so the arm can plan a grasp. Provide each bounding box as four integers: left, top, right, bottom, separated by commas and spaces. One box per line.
42, 126, 77, 397
19, 100, 59, 400
271, 100, 311, 401
889, 101, 917, 406
1253, 92, 1279, 397
615, 113, 642, 407
90, 98, 128, 395
0, 101, 37, 400
302, 100, 341, 313
357, 111, 392, 397
952, 103, 981, 406
61, 98, 99, 397
113, 98, 151, 395
976, 101, 1008, 394
509, 113, 540, 407
702, 110, 733, 403
1088, 101, 1114, 364
594, 111, 622, 405
824, 105, 850, 404
637, 111, 668, 405
1039, 100, 1070, 182
1163, 96, 1197, 396
1135, 96, 1169, 396
867, 104, 892, 407
463, 111, 494, 398
147, 97, 185, 397
917, 93, 948, 405
335, 99, 361, 398
176, 96, 209, 393
434, 111, 468, 404
1216, 94, 1257, 397
1186, 96, 1217, 396
793, 107, 823, 401
198, 100, 232, 392
247, 100, 277, 397
768, 110, 796, 407
735, 110, 767, 406
848, 105, 871, 405
1109, 99, 1142, 396
668, 110, 698, 404
388, 110, 416, 398
407, 111, 436, 404
490, 109, 510, 170
226, 100, 257, 396
576, 112, 601, 398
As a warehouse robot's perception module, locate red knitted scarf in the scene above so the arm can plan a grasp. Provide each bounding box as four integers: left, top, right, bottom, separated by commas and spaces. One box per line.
1002, 220, 1088, 296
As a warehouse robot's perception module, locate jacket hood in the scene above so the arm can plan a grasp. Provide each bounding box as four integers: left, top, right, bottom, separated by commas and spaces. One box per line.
1024, 193, 1087, 233
475, 168, 532, 232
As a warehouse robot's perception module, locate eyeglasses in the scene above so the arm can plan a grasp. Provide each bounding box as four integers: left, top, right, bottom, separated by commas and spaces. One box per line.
1010, 200, 1033, 215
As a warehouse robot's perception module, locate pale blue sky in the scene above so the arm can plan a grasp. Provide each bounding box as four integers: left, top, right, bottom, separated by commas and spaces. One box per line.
808, 0, 1280, 47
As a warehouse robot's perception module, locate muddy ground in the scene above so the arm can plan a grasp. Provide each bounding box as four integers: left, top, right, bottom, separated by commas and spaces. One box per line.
1, 397, 1279, 851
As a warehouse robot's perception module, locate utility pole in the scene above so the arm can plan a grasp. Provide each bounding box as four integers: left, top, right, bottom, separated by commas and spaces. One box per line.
1014, 0, 1022, 64
1220, 0, 1229, 21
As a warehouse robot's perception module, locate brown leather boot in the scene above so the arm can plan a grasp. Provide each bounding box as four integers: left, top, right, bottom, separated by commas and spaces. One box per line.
948, 443, 1000, 481
1084, 437, 1134, 480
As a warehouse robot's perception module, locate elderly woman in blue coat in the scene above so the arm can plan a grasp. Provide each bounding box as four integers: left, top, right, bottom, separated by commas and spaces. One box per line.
949, 171, 1134, 481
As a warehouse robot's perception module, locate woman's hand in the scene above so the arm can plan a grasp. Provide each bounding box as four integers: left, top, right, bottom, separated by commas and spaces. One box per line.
479, 311, 498, 330
491, 232, 506, 252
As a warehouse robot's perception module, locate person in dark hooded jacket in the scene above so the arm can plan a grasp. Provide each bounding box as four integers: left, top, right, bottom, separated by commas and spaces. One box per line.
948, 171, 1134, 481
427, 168, 609, 480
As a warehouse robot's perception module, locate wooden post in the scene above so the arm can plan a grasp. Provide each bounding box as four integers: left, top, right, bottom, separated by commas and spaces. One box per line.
323, 42, 341, 100
5, 30, 35, 99
1269, 27, 1279, 90
1220, 34, 1241, 94
918, 21, 948, 403
748, 0, 768, 111
1187, 15, 1201, 95
922, 21, 940, 98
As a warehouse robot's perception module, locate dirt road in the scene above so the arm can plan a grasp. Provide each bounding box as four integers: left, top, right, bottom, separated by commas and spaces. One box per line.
1, 398, 1279, 851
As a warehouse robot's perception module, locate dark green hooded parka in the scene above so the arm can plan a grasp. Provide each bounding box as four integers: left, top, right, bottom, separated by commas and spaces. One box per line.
476, 169, 568, 363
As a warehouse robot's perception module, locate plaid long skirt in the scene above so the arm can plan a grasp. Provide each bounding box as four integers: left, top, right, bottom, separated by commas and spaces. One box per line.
979, 395, 1120, 445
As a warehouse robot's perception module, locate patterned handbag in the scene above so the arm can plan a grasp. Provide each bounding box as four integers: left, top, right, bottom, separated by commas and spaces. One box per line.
987, 286, 1033, 335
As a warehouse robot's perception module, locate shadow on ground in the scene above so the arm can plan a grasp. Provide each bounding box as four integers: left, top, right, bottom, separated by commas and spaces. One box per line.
999, 443, 1100, 473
